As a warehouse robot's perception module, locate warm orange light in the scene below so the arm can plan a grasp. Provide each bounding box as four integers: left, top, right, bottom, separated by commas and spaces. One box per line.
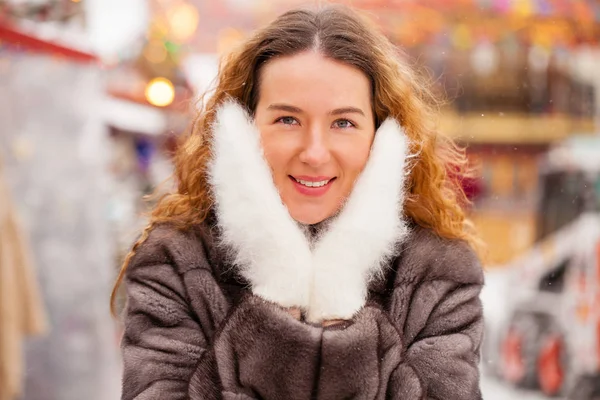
143, 40, 168, 64
145, 77, 175, 107
167, 3, 199, 42
217, 28, 245, 56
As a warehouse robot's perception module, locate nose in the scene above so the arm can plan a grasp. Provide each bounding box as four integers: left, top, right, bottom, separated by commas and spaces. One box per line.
298, 125, 331, 167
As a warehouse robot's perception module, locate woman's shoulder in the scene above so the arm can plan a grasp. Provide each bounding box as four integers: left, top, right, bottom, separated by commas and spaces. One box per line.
394, 224, 484, 286
126, 220, 218, 278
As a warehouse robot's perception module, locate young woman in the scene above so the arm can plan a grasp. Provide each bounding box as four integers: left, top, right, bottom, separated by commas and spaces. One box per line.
115, 5, 484, 400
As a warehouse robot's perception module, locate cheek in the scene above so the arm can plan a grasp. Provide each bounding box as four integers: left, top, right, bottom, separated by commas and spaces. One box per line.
260, 133, 293, 179
340, 139, 373, 178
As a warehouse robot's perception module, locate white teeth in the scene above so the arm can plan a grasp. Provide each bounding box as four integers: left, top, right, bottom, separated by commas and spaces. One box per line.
294, 178, 331, 188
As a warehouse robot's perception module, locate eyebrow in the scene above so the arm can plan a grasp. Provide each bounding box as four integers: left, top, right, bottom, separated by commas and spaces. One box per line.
267, 103, 303, 113
266, 103, 365, 117
329, 107, 365, 117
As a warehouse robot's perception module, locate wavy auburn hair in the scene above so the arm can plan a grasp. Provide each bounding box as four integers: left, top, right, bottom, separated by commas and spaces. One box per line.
111, 5, 481, 315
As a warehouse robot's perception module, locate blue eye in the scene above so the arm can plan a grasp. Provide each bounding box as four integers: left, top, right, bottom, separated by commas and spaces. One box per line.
276, 116, 299, 125
333, 119, 355, 129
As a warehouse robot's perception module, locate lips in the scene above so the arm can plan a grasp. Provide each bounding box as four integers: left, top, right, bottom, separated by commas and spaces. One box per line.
289, 175, 336, 197
293, 177, 331, 188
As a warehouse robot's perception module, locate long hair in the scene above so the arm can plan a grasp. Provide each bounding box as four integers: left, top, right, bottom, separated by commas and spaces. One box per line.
111, 5, 481, 315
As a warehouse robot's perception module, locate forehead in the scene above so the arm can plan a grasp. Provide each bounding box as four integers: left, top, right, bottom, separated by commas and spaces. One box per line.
257, 51, 372, 110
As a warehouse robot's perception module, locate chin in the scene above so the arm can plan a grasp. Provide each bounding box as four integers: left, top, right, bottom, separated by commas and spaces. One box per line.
289, 207, 334, 225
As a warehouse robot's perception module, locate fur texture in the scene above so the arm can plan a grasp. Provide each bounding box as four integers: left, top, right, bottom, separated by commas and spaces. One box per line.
307, 117, 409, 322
208, 102, 313, 308
209, 102, 409, 322
120, 224, 485, 400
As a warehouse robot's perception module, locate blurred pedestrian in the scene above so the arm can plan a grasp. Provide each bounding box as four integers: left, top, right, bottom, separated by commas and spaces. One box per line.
113, 5, 484, 399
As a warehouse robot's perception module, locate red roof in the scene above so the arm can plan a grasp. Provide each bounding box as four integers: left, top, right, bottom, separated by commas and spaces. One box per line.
0, 23, 97, 64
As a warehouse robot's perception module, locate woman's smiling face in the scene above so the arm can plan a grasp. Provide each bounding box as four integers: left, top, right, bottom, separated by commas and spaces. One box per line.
254, 51, 376, 224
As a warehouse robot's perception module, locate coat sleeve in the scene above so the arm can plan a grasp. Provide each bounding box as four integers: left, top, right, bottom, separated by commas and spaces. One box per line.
120, 224, 231, 400
189, 283, 483, 400
121, 258, 218, 400
120, 229, 322, 400
386, 280, 484, 400
310, 278, 483, 400
189, 295, 322, 400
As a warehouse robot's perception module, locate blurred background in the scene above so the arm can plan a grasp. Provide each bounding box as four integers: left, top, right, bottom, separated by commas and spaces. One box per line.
1, 0, 599, 399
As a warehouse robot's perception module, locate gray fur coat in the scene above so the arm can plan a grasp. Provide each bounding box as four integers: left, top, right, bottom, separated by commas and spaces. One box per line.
120, 102, 485, 400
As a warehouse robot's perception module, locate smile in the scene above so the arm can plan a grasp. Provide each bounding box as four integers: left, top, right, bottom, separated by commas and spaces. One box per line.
289, 175, 336, 197
293, 177, 331, 188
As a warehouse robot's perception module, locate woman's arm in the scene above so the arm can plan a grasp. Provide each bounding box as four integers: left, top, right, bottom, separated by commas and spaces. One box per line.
189, 286, 482, 400
122, 265, 482, 400
121, 226, 483, 400
196, 235, 484, 400
382, 229, 485, 400
386, 281, 484, 400
311, 279, 483, 400
189, 295, 321, 400
120, 227, 322, 400
120, 224, 230, 400
121, 259, 219, 400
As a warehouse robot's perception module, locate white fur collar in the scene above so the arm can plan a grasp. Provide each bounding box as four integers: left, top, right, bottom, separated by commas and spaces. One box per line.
209, 101, 410, 323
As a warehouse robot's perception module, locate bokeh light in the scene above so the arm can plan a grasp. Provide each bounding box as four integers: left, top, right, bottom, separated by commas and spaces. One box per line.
167, 2, 200, 42
144, 77, 175, 107
143, 40, 168, 64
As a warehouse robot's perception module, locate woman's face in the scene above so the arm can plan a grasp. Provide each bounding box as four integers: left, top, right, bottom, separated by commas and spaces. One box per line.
255, 51, 376, 224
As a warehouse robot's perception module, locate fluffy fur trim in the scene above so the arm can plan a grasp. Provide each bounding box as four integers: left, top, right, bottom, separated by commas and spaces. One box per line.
208, 102, 313, 307
307, 118, 409, 322
208, 101, 409, 321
